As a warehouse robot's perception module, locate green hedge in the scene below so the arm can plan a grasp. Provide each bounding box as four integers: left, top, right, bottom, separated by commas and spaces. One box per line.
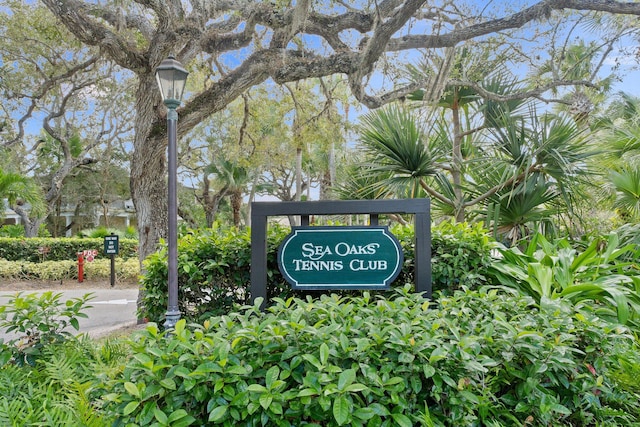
139, 221, 496, 322
104, 288, 640, 426
0, 258, 140, 282
0, 237, 138, 262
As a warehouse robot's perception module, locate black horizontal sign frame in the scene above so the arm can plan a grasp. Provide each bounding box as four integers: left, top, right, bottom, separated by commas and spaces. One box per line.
250, 199, 431, 309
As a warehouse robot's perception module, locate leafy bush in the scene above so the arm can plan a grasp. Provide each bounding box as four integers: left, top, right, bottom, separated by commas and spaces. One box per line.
395, 220, 495, 294
0, 237, 138, 262
0, 290, 125, 424
0, 258, 140, 282
79, 226, 139, 239
139, 225, 290, 323
0, 259, 24, 279
0, 225, 25, 238
487, 232, 640, 326
103, 287, 640, 426
139, 221, 496, 322
84, 257, 141, 281
0, 224, 51, 238
0, 291, 94, 366
610, 222, 640, 262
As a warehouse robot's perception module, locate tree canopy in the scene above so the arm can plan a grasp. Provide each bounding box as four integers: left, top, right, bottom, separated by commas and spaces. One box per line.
22, 0, 640, 259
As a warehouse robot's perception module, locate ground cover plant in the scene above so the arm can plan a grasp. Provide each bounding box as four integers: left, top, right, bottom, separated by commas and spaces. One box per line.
104, 287, 640, 426
487, 232, 640, 327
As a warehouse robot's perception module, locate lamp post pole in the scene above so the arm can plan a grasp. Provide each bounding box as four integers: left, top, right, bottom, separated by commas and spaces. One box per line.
165, 99, 180, 330
155, 56, 188, 330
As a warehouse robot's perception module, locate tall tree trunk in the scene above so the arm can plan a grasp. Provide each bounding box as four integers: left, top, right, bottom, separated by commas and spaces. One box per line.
451, 92, 465, 222
130, 76, 168, 266
12, 205, 43, 237
231, 190, 242, 227
130, 76, 168, 323
201, 175, 228, 228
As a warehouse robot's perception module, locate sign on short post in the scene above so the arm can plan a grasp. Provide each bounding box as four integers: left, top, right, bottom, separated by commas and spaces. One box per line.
278, 226, 403, 290
104, 234, 119, 255
103, 234, 119, 287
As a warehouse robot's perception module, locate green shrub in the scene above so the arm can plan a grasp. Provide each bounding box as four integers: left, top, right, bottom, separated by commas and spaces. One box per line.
608, 340, 640, 397
0, 237, 138, 262
0, 225, 25, 238
103, 287, 640, 426
79, 226, 139, 239
0, 291, 94, 366
0, 224, 51, 238
139, 221, 496, 322
0, 258, 24, 279
0, 258, 140, 282
84, 257, 141, 281
139, 225, 290, 323
394, 220, 495, 294
0, 289, 122, 424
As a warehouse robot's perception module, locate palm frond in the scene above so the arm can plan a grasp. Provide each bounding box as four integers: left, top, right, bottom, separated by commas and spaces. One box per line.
359, 106, 439, 177
609, 165, 640, 218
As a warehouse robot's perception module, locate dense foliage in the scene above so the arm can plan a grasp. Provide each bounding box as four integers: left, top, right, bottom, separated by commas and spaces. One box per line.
0, 237, 138, 262
0, 292, 128, 424
0, 258, 140, 282
1, 231, 640, 425
139, 225, 287, 323
105, 287, 640, 426
488, 232, 640, 327
0, 291, 93, 366
139, 221, 495, 323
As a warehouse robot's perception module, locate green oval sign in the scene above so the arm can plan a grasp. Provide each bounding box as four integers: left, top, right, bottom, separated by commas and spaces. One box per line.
278, 226, 403, 290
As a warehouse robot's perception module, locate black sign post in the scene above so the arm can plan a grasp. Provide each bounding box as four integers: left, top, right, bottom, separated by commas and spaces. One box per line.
104, 234, 119, 287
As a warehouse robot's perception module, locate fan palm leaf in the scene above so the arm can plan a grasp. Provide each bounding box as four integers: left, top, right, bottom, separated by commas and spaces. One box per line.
609, 165, 640, 218
0, 169, 45, 217
359, 106, 441, 178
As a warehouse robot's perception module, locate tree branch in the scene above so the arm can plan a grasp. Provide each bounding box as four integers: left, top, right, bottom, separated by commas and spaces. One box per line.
41, 0, 148, 71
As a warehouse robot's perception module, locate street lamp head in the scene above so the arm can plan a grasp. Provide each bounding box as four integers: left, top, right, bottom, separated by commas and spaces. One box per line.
155, 55, 189, 108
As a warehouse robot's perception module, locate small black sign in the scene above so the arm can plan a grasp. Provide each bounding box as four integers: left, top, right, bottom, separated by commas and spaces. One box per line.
104, 234, 119, 255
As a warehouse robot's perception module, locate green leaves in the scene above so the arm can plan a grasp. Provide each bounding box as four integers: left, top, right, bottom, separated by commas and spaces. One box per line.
101, 286, 640, 426
0, 291, 94, 366
332, 394, 350, 425
488, 232, 640, 325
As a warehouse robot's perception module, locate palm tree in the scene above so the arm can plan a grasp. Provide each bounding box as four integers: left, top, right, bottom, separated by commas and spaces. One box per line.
0, 169, 45, 224
352, 100, 593, 243
532, 40, 614, 126
593, 92, 640, 223
205, 157, 252, 227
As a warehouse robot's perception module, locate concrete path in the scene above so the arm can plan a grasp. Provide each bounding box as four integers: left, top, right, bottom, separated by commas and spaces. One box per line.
0, 288, 140, 341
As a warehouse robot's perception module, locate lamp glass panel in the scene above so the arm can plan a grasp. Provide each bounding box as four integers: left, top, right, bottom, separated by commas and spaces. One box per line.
155, 63, 188, 102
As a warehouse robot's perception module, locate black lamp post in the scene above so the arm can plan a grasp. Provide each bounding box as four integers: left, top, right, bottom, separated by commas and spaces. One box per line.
155, 55, 188, 330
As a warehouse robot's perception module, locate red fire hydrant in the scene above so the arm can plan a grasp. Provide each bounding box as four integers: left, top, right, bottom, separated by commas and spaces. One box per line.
77, 252, 84, 283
